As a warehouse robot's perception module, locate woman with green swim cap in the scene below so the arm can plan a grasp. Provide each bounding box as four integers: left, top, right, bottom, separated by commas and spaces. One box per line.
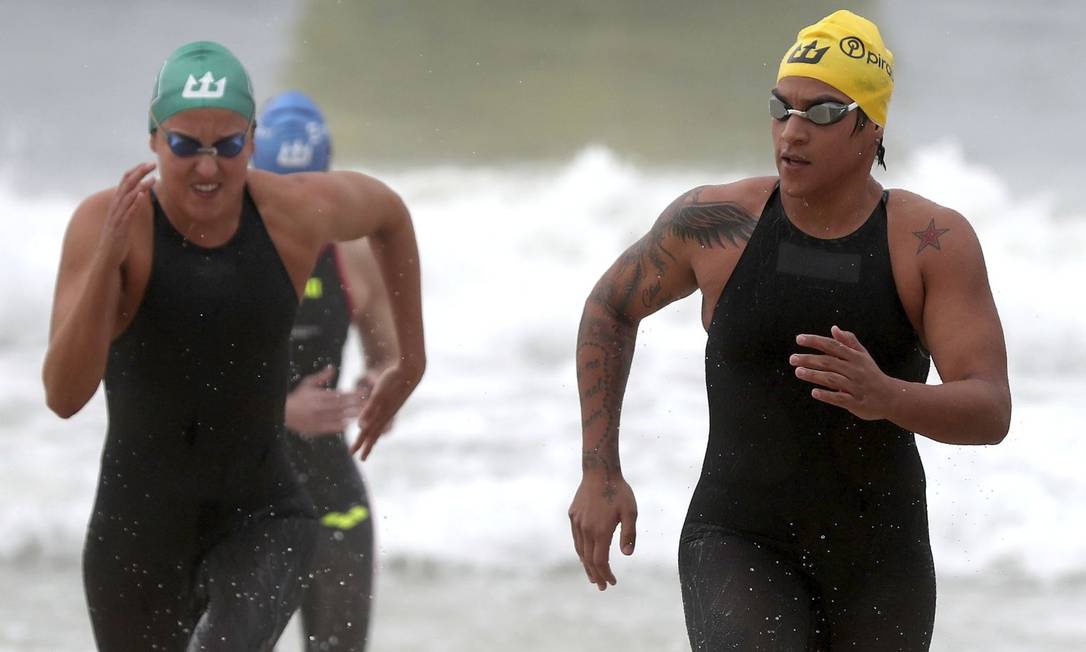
43, 40, 426, 651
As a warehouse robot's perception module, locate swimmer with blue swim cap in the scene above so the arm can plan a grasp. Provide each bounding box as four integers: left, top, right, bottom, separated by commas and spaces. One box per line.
253, 91, 332, 173
569, 10, 1010, 651
44, 41, 425, 651
254, 90, 398, 651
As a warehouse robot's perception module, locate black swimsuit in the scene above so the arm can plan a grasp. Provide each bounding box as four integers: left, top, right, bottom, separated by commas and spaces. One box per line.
285, 245, 375, 651
84, 189, 318, 651
679, 187, 936, 650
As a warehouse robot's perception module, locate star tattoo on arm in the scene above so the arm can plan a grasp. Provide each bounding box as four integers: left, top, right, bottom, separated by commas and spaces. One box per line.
913, 218, 950, 253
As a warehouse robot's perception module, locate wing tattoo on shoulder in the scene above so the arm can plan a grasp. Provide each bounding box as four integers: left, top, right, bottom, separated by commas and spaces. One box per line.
669, 202, 756, 249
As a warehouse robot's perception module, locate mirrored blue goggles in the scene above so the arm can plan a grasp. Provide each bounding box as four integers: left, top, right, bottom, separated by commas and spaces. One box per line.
163, 129, 248, 158
151, 115, 250, 158
769, 96, 859, 126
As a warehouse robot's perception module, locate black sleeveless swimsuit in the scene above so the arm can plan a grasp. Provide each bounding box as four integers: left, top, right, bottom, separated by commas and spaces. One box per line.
83, 189, 318, 651
679, 186, 936, 650
284, 245, 375, 650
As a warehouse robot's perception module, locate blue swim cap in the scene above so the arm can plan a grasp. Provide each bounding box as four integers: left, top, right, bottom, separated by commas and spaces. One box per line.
252, 91, 331, 173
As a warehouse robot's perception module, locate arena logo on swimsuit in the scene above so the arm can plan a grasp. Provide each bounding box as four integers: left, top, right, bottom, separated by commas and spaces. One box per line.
182, 72, 226, 99
320, 505, 370, 530
304, 277, 323, 299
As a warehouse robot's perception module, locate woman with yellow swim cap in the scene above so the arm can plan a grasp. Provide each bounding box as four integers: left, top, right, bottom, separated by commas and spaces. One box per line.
569, 10, 1009, 650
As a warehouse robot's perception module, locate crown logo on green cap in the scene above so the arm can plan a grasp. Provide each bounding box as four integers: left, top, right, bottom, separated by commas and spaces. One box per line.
183, 72, 227, 99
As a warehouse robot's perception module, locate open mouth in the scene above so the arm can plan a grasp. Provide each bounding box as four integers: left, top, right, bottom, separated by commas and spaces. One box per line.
191, 183, 221, 197
780, 154, 810, 166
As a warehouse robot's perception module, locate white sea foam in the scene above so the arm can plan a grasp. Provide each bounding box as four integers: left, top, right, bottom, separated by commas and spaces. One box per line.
2, 144, 1084, 585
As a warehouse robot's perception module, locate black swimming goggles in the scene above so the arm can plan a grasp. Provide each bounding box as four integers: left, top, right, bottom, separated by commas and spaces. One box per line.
769, 96, 859, 126
151, 115, 250, 158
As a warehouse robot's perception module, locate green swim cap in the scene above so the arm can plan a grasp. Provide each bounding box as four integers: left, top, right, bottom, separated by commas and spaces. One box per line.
148, 41, 255, 132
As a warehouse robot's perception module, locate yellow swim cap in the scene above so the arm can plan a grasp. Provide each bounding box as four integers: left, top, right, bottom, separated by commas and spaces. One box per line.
777, 10, 894, 127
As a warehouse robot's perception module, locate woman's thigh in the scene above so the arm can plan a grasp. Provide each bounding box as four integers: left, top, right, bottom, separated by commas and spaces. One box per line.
679, 523, 827, 651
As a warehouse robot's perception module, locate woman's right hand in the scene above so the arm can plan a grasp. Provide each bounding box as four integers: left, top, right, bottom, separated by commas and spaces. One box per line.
98, 162, 156, 268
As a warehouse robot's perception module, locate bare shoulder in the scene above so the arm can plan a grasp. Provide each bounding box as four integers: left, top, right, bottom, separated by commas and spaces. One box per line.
52, 191, 113, 271
249, 168, 403, 241
246, 169, 327, 243
886, 189, 971, 228
654, 177, 776, 249
65, 186, 151, 244
665, 176, 776, 218
687, 176, 778, 216
886, 188, 982, 258
253, 167, 398, 204
69, 187, 116, 228
248, 169, 315, 215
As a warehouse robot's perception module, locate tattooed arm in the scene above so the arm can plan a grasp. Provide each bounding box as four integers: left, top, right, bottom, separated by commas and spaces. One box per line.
569, 187, 757, 591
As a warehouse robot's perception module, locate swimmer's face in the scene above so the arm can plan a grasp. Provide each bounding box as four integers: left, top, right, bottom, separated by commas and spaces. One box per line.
771, 76, 882, 198
149, 108, 253, 223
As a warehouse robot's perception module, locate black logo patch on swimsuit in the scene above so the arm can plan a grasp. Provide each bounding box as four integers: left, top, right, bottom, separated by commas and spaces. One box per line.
776, 241, 861, 284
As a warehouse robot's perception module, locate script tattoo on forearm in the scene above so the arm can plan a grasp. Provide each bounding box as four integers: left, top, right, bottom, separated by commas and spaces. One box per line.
577, 309, 636, 502
576, 187, 756, 502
